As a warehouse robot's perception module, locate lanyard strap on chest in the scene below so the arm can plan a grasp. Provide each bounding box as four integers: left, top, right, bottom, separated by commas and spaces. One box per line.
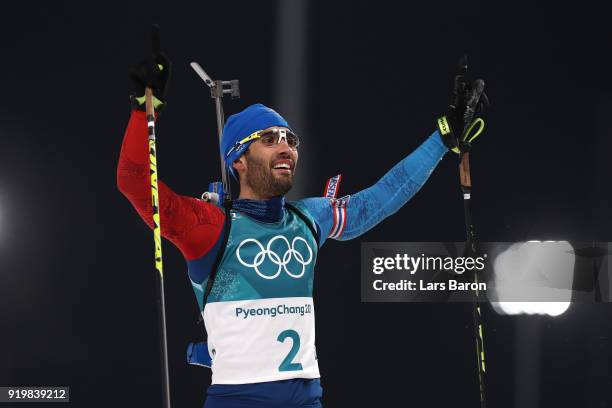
202, 200, 233, 313
285, 202, 319, 248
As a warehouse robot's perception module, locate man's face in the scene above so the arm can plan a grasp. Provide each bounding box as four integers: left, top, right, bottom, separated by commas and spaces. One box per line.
234, 126, 299, 198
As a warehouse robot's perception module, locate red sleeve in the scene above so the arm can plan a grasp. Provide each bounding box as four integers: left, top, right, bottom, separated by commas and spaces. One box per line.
117, 110, 224, 261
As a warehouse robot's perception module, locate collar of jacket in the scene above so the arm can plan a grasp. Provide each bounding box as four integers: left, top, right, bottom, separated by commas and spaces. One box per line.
231, 196, 285, 223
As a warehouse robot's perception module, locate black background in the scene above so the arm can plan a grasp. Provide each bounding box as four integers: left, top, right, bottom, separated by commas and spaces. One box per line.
1, 1, 611, 407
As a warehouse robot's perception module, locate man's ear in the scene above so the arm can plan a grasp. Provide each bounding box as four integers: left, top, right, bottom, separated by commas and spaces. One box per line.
233, 156, 246, 175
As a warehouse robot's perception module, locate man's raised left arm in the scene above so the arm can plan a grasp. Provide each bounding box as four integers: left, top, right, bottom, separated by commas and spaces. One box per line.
295, 56, 488, 245
295, 130, 447, 245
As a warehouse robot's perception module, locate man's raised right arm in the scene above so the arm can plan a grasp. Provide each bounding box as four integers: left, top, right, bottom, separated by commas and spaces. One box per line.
117, 110, 225, 263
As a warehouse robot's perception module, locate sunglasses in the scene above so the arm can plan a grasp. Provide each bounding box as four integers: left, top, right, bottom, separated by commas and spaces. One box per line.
226, 128, 300, 158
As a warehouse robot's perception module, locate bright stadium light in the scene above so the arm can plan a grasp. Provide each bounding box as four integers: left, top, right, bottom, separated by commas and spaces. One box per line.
490, 241, 574, 316
491, 301, 570, 316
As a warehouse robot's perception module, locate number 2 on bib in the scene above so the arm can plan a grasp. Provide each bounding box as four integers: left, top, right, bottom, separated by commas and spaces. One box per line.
277, 329, 303, 371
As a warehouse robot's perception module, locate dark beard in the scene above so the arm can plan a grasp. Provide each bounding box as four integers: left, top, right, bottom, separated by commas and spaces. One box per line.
244, 152, 294, 197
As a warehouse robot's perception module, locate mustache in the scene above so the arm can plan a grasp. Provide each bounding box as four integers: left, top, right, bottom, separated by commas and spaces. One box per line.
270, 153, 295, 167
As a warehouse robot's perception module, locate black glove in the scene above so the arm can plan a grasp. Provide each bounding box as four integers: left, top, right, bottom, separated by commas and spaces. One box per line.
438, 55, 488, 153
129, 25, 172, 111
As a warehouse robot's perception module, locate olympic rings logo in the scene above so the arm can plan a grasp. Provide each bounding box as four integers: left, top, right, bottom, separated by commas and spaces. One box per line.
236, 235, 313, 280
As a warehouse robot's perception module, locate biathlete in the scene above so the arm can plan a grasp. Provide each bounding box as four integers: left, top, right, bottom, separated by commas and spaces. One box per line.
117, 41, 487, 408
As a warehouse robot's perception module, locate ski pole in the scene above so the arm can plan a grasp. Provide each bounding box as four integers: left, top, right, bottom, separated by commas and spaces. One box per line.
145, 25, 172, 408
458, 72, 487, 408
459, 151, 486, 408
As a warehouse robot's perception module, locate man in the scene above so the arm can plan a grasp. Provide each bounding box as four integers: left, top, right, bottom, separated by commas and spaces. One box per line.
117, 45, 486, 408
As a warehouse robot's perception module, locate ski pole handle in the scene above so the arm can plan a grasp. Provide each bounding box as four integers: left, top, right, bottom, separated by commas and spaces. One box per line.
459, 151, 472, 191
145, 87, 155, 117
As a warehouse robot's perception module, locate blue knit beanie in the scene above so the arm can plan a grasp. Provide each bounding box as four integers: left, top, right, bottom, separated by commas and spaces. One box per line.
221, 103, 290, 179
